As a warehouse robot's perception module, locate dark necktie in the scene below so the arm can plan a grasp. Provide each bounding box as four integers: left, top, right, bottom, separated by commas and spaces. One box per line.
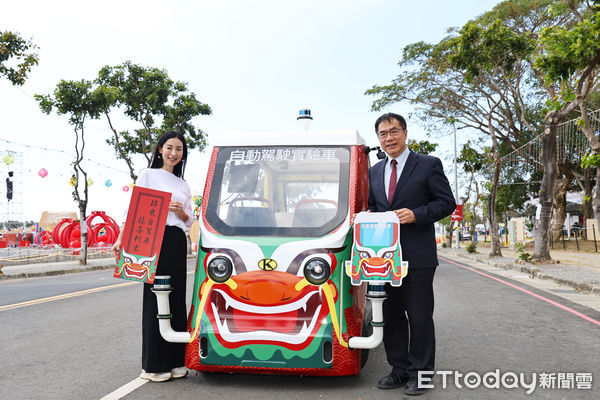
388, 159, 397, 204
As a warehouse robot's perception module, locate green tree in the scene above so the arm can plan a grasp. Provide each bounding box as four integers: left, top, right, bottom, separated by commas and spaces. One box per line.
446, 17, 544, 257
35, 80, 108, 264
0, 31, 38, 85
366, 0, 596, 262
95, 61, 212, 180
367, 15, 539, 256
536, 0, 600, 235
457, 141, 490, 246
407, 139, 438, 154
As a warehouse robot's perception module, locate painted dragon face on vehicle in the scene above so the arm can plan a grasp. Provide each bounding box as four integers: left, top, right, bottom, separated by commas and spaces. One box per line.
115, 250, 157, 281
189, 222, 355, 369
192, 249, 343, 352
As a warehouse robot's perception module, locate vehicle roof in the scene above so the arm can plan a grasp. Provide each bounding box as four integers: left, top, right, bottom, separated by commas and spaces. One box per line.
213, 129, 366, 146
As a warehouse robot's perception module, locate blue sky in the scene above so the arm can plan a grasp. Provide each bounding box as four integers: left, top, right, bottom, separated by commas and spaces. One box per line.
1, 0, 501, 222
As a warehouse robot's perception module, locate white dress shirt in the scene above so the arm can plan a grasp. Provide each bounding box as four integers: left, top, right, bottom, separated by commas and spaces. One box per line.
384, 148, 410, 197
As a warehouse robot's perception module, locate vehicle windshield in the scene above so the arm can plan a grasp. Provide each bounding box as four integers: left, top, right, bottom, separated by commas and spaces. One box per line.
206, 146, 350, 236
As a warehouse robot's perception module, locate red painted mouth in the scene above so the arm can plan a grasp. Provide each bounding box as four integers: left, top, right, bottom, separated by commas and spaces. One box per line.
206, 287, 327, 348
361, 259, 392, 277
123, 263, 148, 280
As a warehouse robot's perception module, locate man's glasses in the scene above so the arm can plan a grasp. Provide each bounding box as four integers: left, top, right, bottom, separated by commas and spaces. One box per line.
377, 128, 405, 140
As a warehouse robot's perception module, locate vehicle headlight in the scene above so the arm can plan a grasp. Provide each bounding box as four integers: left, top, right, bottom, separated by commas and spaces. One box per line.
207, 256, 233, 282
303, 257, 331, 285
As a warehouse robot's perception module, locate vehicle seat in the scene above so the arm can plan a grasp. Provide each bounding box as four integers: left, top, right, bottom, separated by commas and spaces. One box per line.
226, 206, 276, 227
292, 209, 337, 228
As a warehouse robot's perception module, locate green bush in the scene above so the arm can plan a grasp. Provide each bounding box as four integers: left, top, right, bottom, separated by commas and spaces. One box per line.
466, 242, 477, 253
515, 242, 532, 262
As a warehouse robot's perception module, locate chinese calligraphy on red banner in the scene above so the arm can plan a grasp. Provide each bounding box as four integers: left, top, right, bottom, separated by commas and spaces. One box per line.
114, 186, 171, 283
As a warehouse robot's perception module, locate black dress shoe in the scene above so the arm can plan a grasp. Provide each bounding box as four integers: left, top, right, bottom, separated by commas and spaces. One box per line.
405, 379, 427, 396
377, 373, 408, 389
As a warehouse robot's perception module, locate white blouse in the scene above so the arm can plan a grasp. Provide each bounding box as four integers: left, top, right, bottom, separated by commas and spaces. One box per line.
134, 168, 194, 232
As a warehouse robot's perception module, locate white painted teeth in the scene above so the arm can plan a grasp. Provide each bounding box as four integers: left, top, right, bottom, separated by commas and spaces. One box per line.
213, 289, 317, 314
211, 300, 323, 344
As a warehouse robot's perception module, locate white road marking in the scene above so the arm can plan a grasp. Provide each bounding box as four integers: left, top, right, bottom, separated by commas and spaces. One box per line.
97, 270, 196, 399
0, 281, 139, 311
99, 377, 149, 400
1, 270, 195, 312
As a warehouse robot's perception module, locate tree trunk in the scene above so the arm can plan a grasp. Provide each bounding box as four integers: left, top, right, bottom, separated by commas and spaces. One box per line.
447, 220, 454, 248
79, 203, 88, 265
550, 177, 570, 241
484, 109, 503, 257
533, 112, 558, 263
488, 166, 502, 256
594, 167, 600, 238
582, 167, 594, 239
72, 124, 89, 266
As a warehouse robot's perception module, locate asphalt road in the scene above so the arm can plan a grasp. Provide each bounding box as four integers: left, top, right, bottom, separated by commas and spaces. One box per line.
1, 257, 599, 400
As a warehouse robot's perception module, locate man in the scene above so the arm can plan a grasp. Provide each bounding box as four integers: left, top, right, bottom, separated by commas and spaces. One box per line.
368, 113, 455, 396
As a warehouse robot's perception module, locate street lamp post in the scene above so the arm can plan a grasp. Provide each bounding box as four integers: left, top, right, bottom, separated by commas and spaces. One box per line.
453, 121, 460, 249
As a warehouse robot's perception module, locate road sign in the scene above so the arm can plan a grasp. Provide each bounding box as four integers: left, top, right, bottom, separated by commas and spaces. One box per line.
451, 204, 463, 222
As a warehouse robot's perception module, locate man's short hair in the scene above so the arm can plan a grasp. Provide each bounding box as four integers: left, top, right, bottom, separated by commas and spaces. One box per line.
374, 113, 407, 133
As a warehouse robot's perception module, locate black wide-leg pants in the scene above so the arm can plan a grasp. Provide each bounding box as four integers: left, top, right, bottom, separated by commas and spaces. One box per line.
141, 225, 188, 373
383, 267, 436, 380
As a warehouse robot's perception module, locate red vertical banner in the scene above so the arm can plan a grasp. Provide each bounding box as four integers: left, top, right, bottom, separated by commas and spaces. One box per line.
113, 186, 171, 283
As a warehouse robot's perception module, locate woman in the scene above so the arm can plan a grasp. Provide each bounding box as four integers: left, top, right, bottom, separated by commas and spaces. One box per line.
112, 130, 194, 382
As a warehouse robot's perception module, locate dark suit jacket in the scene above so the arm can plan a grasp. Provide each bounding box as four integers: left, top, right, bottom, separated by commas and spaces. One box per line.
367, 152, 456, 269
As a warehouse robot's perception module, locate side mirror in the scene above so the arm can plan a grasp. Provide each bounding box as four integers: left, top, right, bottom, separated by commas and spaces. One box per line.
364, 145, 386, 160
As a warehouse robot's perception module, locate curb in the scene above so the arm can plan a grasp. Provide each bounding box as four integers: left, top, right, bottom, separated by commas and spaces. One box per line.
514, 263, 600, 296
0, 264, 116, 280
440, 249, 600, 296
0, 261, 116, 280
0, 254, 198, 280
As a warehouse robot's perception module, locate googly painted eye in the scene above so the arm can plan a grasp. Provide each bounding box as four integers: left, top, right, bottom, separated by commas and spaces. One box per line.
303, 257, 331, 285
124, 257, 133, 264
141, 261, 151, 267
359, 251, 370, 259
208, 256, 233, 282
382, 251, 394, 259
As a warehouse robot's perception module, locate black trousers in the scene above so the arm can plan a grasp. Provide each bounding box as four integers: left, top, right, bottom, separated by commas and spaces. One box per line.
383, 267, 436, 380
142, 226, 188, 373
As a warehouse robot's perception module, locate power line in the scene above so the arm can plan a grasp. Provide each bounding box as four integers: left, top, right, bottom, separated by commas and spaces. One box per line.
0, 137, 130, 174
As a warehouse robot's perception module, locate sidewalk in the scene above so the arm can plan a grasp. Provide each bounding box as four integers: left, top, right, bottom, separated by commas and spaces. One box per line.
0, 254, 199, 279
0, 257, 116, 279
439, 245, 600, 296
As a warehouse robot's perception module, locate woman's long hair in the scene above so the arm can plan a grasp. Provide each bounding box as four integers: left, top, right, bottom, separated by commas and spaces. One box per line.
149, 130, 188, 178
